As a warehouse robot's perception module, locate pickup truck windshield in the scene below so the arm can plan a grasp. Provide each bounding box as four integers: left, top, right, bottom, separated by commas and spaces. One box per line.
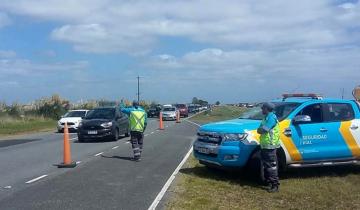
239, 102, 300, 121
85, 109, 115, 120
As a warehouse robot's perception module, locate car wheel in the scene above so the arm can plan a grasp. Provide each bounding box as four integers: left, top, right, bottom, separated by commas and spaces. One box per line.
112, 129, 119, 141
125, 129, 130, 137
78, 136, 85, 143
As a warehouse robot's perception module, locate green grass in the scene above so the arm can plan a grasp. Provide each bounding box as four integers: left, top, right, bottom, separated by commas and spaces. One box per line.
190, 105, 246, 124
0, 117, 56, 136
165, 106, 360, 210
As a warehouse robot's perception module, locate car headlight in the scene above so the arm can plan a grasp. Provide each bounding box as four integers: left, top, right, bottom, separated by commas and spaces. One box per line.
101, 122, 113, 128
222, 133, 248, 141
78, 122, 83, 127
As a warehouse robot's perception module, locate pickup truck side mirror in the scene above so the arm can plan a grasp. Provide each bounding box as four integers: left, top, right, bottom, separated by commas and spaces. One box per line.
293, 115, 312, 125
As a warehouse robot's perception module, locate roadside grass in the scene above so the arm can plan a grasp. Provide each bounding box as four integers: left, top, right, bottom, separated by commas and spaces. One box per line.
190, 105, 246, 124
0, 116, 56, 136
166, 106, 360, 210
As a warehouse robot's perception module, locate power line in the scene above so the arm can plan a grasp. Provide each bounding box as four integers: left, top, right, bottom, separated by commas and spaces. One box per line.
137, 76, 140, 103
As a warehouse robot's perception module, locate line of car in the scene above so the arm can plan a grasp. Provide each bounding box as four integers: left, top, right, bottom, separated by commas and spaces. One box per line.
57, 107, 129, 142
57, 103, 210, 142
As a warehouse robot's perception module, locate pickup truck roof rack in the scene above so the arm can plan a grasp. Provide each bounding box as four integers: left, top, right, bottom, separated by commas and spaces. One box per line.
282, 93, 323, 101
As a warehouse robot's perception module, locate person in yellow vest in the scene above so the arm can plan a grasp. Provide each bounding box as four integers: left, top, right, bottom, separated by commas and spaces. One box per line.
121, 101, 147, 161
257, 102, 281, 193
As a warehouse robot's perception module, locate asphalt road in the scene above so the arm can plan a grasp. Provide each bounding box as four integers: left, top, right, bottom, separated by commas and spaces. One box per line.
0, 117, 198, 210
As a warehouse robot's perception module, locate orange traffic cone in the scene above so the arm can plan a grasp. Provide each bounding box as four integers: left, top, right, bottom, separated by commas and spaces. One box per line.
176, 111, 181, 123
159, 112, 164, 130
57, 122, 76, 168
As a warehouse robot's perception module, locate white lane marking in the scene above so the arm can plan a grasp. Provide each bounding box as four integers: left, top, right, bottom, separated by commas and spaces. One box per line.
125, 141, 131, 144
148, 118, 201, 210
25, 175, 48, 184
94, 152, 104, 157
184, 119, 201, 127
70, 137, 78, 141
148, 146, 193, 210
112, 146, 119, 149
151, 132, 155, 134
145, 134, 149, 137
3, 186, 12, 189
76, 161, 82, 164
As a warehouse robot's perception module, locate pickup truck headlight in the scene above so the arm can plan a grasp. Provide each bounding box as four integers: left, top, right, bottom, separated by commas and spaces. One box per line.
222, 133, 248, 141
101, 122, 113, 128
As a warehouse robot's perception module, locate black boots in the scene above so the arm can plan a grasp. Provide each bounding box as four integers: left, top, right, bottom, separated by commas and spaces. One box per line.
267, 185, 279, 193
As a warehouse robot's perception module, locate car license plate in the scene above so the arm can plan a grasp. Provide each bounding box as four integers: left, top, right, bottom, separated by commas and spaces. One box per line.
88, 130, 98, 135
197, 147, 210, 154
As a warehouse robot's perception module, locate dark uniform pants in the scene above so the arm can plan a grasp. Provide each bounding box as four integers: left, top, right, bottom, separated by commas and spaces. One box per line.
130, 131, 144, 159
261, 149, 280, 187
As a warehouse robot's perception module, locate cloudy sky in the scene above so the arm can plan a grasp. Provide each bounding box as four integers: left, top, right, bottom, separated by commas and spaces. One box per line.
0, 0, 360, 104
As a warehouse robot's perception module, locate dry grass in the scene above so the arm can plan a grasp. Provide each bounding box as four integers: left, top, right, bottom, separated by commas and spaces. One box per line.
0, 115, 56, 136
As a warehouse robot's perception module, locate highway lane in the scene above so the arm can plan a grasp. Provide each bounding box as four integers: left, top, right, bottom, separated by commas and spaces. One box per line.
0, 118, 198, 210
0, 118, 176, 201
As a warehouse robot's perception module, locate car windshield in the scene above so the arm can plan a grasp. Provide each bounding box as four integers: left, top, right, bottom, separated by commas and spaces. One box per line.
176, 104, 186, 108
85, 109, 115, 119
239, 102, 300, 121
63, 111, 87, 118
163, 107, 176, 111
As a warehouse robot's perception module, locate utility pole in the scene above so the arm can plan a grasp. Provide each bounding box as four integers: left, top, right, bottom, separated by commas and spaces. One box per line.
137, 76, 140, 103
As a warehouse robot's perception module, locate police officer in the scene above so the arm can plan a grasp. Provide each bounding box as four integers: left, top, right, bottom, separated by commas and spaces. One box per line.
121, 101, 147, 162
257, 102, 281, 193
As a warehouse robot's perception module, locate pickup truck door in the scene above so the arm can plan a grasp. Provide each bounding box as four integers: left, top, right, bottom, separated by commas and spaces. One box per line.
329, 102, 360, 159
290, 103, 351, 161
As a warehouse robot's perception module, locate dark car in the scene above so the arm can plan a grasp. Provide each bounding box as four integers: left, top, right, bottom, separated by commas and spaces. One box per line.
147, 106, 162, 118
77, 107, 129, 142
188, 105, 197, 113
175, 104, 189, 117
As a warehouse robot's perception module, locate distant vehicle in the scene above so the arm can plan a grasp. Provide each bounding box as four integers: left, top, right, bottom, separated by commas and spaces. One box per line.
147, 106, 162, 118
163, 104, 173, 108
194, 93, 360, 174
57, 110, 89, 132
188, 105, 197, 113
246, 104, 255, 108
77, 107, 129, 142
175, 104, 189, 117
162, 106, 177, 121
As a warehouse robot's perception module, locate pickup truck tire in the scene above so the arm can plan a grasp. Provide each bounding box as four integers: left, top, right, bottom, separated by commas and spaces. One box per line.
246, 148, 286, 183
246, 150, 264, 183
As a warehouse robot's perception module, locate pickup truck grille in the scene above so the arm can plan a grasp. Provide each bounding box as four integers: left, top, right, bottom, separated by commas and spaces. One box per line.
197, 132, 222, 144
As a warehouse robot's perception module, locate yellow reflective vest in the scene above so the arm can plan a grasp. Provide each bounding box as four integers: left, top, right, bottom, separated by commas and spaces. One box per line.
130, 110, 146, 132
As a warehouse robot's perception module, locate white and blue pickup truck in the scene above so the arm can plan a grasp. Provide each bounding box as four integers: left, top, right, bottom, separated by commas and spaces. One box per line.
193, 94, 360, 171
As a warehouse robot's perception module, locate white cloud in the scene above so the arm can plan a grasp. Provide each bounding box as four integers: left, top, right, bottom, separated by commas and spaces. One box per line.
1, 0, 360, 54
0, 12, 11, 28
146, 46, 360, 84
0, 50, 16, 58
0, 59, 88, 76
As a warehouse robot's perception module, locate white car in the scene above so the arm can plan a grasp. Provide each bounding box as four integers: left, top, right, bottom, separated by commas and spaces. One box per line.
162, 107, 177, 121
57, 109, 89, 132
